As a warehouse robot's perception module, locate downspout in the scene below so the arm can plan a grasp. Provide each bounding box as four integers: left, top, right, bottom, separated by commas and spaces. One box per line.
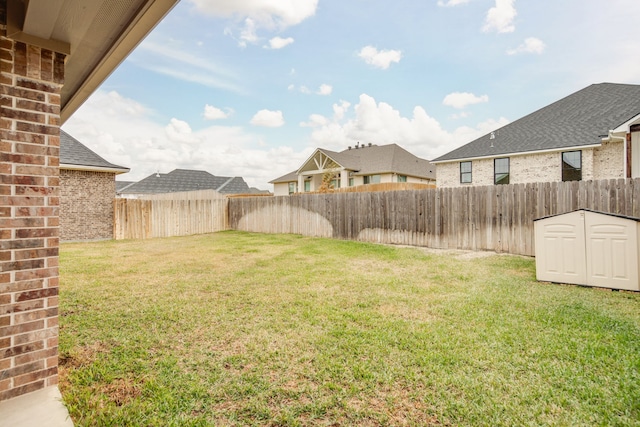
607, 130, 627, 177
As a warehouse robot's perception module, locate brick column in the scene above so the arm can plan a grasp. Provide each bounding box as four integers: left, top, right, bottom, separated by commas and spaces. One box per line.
0, 3, 65, 401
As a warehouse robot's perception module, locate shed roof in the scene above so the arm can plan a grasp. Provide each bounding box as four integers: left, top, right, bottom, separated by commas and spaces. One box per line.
433, 83, 640, 163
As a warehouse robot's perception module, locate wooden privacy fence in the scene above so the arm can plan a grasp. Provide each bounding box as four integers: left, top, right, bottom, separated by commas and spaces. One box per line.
114, 196, 228, 239
228, 178, 640, 256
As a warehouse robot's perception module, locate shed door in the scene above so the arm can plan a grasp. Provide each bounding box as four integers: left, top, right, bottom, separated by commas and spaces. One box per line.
534, 211, 586, 285
585, 212, 639, 291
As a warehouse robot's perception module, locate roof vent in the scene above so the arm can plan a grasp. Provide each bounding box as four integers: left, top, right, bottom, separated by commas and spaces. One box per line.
368, 142, 372, 147
348, 146, 351, 150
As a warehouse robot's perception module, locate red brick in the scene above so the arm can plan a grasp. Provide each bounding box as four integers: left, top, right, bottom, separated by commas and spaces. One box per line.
0, 315, 9, 327
4, 196, 45, 206
0, 86, 45, 102
0, 217, 45, 228
0, 337, 10, 349
0, 107, 45, 124
13, 42, 27, 76
0, 259, 44, 273
14, 367, 57, 387
0, 174, 45, 185
0, 251, 10, 261
0, 380, 45, 401
15, 165, 57, 176
0, 239, 44, 250
14, 247, 57, 261
0, 341, 44, 359
0, 319, 45, 337
0, 299, 45, 315
13, 327, 57, 346
14, 267, 57, 282
15, 186, 55, 196
14, 309, 47, 324
41, 50, 53, 81
0, 278, 44, 293
15, 347, 57, 367
0, 379, 11, 393
16, 122, 58, 135
15, 228, 57, 238
15, 287, 57, 302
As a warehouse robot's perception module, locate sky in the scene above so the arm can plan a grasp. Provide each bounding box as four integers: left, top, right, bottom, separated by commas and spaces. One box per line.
61, 0, 640, 190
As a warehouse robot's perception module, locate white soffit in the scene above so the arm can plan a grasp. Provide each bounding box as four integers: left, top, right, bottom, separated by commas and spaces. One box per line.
7, 0, 179, 124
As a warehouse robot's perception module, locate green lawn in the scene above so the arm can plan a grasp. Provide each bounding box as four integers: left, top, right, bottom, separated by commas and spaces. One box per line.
59, 231, 640, 426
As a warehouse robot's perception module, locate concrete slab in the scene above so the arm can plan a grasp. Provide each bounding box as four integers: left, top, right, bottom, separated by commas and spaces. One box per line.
0, 386, 73, 427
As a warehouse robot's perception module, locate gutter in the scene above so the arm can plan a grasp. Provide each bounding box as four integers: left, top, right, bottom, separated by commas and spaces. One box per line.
605, 130, 628, 177
60, 163, 130, 175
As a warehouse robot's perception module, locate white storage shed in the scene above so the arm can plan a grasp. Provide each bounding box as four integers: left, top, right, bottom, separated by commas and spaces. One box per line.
534, 209, 640, 291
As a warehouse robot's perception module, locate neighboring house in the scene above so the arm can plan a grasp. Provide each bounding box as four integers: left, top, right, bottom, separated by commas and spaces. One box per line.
60, 130, 129, 241
270, 143, 436, 196
118, 168, 251, 197
432, 83, 640, 187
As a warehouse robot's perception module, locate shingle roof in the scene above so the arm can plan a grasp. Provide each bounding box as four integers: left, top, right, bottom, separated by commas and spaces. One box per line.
119, 169, 251, 194
270, 143, 435, 183
60, 130, 129, 172
115, 181, 136, 192
432, 83, 640, 162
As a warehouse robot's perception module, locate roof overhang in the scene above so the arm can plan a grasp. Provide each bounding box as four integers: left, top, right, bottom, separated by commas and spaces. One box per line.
60, 163, 130, 175
430, 144, 602, 164
6, 0, 179, 124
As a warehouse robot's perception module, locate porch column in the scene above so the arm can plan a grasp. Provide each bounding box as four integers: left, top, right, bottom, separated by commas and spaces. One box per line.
0, 3, 65, 400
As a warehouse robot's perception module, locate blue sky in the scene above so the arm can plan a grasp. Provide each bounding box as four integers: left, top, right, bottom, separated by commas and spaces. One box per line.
62, 0, 640, 190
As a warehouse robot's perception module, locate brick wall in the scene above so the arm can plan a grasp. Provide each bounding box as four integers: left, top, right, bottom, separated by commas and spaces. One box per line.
60, 169, 116, 241
436, 146, 613, 188
0, 3, 65, 400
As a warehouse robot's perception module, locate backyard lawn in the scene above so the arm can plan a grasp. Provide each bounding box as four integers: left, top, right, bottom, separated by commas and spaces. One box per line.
59, 231, 640, 426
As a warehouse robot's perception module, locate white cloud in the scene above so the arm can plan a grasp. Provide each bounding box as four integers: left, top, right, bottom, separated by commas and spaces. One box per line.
437, 0, 470, 6
358, 46, 402, 70
482, 0, 517, 33
250, 109, 285, 127
191, 0, 317, 47
61, 90, 302, 190
203, 105, 232, 120
288, 84, 331, 95
189, 0, 318, 29
266, 36, 294, 49
507, 37, 546, 55
442, 92, 489, 109
317, 84, 332, 95
300, 114, 329, 127
135, 41, 244, 93
303, 93, 509, 160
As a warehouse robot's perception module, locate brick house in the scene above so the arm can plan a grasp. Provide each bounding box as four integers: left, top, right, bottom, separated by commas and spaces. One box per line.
270, 143, 436, 196
432, 83, 640, 187
60, 130, 129, 241
0, 0, 178, 409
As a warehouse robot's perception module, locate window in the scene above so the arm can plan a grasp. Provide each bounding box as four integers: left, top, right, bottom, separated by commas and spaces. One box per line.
460, 161, 472, 183
330, 178, 340, 189
364, 174, 381, 184
494, 158, 510, 185
562, 151, 582, 181
349, 178, 354, 186
397, 175, 407, 183
304, 180, 311, 192
288, 182, 297, 194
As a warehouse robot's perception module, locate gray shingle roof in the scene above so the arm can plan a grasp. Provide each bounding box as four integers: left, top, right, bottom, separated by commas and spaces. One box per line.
433, 83, 640, 162
60, 130, 129, 172
115, 181, 136, 192
119, 169, 251, 195
270, 143, 435, 183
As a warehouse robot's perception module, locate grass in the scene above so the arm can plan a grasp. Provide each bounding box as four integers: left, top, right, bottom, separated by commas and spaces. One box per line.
59, 231, 640, 426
